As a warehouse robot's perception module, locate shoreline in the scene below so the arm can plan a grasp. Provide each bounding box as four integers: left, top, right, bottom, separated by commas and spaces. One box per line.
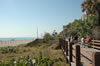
0, 37, 35, 41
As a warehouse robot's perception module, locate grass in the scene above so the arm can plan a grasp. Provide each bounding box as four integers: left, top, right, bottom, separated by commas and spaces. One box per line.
0, 43, 68, 66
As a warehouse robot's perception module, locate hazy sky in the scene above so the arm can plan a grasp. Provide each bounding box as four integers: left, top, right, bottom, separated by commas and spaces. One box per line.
0, 0, 84, 38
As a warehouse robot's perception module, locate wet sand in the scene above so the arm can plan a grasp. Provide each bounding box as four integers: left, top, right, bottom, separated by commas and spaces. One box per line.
0, 40, 33, 47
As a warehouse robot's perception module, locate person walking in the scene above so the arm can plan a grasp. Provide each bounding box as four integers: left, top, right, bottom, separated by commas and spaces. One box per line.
88, 37, 91, 48
68, 36, 71, 42
70, 36, 73, 43
81, 37, 85, 48
74, 36, 78, 43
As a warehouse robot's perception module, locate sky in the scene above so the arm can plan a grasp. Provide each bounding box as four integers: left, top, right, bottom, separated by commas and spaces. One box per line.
0, 0, 84, 38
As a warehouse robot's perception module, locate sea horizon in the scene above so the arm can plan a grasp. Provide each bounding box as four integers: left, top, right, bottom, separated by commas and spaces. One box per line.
0, 37, 36, 40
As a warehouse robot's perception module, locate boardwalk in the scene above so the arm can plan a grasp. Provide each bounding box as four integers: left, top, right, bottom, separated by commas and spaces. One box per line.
59, 38, 100, 66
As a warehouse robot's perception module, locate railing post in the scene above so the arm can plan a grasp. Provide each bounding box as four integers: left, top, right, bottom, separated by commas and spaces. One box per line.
75, 45, 80, 66
63, 39, 66, 52
61, 38, 63, 50
61, 38, 64, 50
63, 39, 65, 51
64, 39, 66, 55
69, 43, 72, 62
65, 41, 68, 56
59, 38, 61, 49
65, 40, 69, 64
92, 52, 100, 66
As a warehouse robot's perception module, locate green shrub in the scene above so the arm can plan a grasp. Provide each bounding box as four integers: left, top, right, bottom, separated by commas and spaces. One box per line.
0, 46, 19, 54
93, 26, 100, 40
0, 52, 55, 66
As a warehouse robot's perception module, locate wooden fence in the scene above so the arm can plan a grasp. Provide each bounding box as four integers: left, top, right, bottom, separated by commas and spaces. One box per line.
59, 38, 100, 66
77, 40, 100, 49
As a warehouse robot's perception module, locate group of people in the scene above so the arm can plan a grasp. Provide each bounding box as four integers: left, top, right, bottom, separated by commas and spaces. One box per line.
67, 35, 92, 48
81, 37, 91, 48
68, 35, 78, 43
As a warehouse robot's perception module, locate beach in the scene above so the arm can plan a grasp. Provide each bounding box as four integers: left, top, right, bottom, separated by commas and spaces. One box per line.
0, 40, 33, 47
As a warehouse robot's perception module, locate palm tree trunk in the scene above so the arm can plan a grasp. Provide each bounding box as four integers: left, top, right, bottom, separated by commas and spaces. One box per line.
97, 4, 100, 26
99, 14, 100, 26
96, 3, 100, 26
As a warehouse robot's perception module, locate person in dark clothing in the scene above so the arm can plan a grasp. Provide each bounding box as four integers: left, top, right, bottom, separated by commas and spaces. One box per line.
75, 36, 78, 40
68, 37, 71, 42
74, 36, 78, 43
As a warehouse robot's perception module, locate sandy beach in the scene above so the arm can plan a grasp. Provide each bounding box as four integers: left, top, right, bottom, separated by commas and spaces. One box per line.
0, 40, 33, 47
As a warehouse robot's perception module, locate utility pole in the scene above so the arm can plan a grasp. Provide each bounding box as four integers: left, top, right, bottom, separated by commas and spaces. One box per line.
41, 33, 43, 38
37, 28, 38, 39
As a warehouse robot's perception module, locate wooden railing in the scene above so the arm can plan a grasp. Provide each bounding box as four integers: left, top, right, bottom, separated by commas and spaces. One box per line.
92, 40, 100, 49
59, 38, 100, 66
77, 40, 100, 49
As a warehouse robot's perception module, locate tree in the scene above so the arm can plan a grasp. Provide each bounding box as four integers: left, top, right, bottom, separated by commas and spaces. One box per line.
82, 0, 100, 26
43, 33, 53, 42
52, 30, 57, 37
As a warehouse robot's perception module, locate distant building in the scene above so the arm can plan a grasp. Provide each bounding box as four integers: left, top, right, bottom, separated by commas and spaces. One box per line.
81, 12, 87, 21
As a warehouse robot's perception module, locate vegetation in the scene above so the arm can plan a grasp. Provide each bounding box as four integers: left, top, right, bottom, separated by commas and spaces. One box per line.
0, 46, 19, 54
82, 0, 100, 26
0, 43, 67, 66
43, 31, 58, 43
0, 52, 55, 66
43, 32, 54, 43
59, 15, 98, 39
1, 0, 100, 66
81, 0, 100, 39
26, 30, 58, 47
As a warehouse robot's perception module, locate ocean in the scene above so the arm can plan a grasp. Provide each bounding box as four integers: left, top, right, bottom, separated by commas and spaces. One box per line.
0, 37, 35, 40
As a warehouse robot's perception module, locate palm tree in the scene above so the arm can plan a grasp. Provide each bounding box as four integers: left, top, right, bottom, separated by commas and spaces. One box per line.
82, 0, 100, 26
